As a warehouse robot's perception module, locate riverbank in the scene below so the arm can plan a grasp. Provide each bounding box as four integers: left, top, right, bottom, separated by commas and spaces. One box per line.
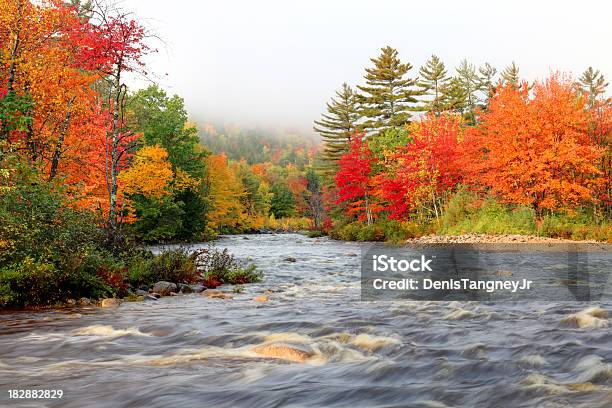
405, 233, 612, 252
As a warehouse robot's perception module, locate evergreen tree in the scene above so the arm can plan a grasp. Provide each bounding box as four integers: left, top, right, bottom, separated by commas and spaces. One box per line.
313, 83, 359, 165
501, 62, 520, 88
578, 67, 609, 107
357, 46, 423, 136
270, 182, 295, 218
440, 77, 468, 114
456, 59, 480, 123
418, 54, 448, 114
478, 62, 497, 105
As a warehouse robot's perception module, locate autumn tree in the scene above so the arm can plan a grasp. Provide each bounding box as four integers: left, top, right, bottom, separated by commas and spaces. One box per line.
313, 83, 360, 166
205, 153, 247, 231
357, 46, 423, 136
335, 133, 380, 224
119, 145, 173, 199
127, 85, 208, 239
86, 2, 154, 230
418, 54, 448, 114
461, 75, 604, 213
378, 113, 463, 220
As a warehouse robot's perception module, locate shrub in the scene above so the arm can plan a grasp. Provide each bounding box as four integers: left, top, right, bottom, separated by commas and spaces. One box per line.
194, 247, 261, 285
0, 258, 110, 308
538, 213, 612, 242
128, 248, 198, 287
439, 190, 536, 235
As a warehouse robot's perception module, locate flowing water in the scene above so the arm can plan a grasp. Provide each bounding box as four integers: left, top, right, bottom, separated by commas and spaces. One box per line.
0, 234, 610, 408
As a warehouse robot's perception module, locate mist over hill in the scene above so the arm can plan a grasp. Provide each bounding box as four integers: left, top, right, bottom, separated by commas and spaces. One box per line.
197, 121, 320, 167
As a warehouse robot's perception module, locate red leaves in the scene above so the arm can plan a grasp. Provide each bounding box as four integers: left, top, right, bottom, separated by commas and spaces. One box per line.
335, 133, 372, 204
335, 133, 381, 222
377, 113, 463, 219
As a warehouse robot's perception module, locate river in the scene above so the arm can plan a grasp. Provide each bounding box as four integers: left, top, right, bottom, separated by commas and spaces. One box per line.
0, 234, 610, 407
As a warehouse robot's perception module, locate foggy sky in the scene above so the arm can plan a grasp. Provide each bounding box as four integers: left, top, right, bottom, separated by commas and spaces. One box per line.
124, 0, 612, 135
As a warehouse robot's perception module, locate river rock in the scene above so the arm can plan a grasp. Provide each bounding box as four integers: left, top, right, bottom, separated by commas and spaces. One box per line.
253, 296, 269, 302
203, 290, 232, 299
78, 297, 91, 306
189, 284, 205, 293
152, 281, 177, 296
283, 257, 297, 263
100, 298, 120, 308
144, 294, 158, 301
65, 298, 77, 306
135, 289, 148, 296
178, 283, 193, 294
251, 343, 313, 363
138, 285, 149, 292
149, 292, 162, 299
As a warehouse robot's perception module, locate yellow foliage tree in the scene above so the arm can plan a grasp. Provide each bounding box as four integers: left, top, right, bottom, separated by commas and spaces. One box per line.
205, 153, 247, 230
119, 145, 174, 200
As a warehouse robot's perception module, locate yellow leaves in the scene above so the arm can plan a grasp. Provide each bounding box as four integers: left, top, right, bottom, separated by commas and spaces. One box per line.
119, 145, 173, 200
173, 168, 199, 192
205, 153, 248, 230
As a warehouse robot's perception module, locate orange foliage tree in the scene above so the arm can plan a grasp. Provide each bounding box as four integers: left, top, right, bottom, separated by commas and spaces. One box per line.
461, 75, 604, 213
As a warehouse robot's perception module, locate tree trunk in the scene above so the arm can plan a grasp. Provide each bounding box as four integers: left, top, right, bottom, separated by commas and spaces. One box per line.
108, 68, 123, 231
48, 98, 75, 181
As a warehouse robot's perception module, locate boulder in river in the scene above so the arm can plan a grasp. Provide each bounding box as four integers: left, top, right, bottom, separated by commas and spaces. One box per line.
253, 296, 269, 302
178, 284, 193, 294
252, 343, 313, 363
78, 297, 91, 306
100, 298, 120, 308
203, 290, 232, 299
144, 294, 158, 301
135, 289, 148, 296
189, 284, 205, 293
283, 257, 297, 263
152, 281, 177, 296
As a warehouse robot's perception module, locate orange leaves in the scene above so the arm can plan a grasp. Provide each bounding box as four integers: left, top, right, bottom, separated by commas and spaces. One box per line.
119, 146, 173, 200
461, 74, 604, 212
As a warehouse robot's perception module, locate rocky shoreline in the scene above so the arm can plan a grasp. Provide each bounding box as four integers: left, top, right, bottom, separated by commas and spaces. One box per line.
405, 233, 612, 251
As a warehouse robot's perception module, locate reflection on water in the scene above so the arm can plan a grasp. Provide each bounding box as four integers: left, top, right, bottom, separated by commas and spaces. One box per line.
0, 234, 610, 408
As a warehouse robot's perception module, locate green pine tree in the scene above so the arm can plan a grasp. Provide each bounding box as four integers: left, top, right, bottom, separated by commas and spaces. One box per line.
313, 83, 360, 165
578, 67, 609, 108
440, 77, 468, 115
478, 62, 497, 105
357, 46, 423, 136
501, 62, 520, 88
456, 59, 480, 123
418, 54, 448, 114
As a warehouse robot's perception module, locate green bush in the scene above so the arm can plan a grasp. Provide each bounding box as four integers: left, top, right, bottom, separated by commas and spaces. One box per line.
538, 213, 612, 242
0, 258, 111, 307
128, 248, 198, 287
439, 190, 536, 235
328, 219, 431, 243
194, 247, 261, 285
